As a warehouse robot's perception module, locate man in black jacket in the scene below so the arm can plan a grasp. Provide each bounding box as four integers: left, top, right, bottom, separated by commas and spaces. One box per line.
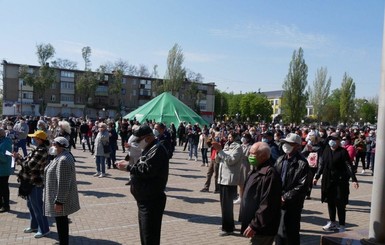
274, 133, 310, 245
117, 124, 169, 245
240, 142, 282, 245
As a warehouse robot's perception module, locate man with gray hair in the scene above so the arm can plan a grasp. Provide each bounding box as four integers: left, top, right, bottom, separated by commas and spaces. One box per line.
240, 142, 282, 245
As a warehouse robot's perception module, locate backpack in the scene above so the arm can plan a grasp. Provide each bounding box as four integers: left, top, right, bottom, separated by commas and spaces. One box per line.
307, 152, 318, 168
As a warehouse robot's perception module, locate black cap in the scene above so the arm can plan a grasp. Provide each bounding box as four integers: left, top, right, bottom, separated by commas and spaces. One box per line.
133, 125, 153, 137
263, 131, 274, 137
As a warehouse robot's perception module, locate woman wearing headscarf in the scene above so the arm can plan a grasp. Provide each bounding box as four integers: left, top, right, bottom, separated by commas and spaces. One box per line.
44, 136, 80, 245
13, 130, 50, 238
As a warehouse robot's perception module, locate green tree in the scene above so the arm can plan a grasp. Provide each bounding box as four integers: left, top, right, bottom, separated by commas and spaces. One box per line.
355, 98, 378, 124
163, 43, 186, 96
82, 46, 92, 70
240, 93, 272, 122
19, 43, 57, 115
323, 89, 341, 125
282, 47, 309, 124
339, 73, 356, 124
51, 58, 77, 69
109, 69, 124, 116
214, 90, 228, 121
308, 67, 331, 122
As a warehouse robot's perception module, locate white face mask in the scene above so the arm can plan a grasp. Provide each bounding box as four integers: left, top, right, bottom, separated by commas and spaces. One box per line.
138, 138, 148, 149
7, 126, 13, 130
282, 143, 294, 154
153, 129, 160, 138
341, 140, 346, 147
49, 146, 57, 156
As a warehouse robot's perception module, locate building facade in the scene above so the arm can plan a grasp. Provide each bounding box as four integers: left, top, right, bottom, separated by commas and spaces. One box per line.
2, 61, 215, 123
262, 90, 284, 121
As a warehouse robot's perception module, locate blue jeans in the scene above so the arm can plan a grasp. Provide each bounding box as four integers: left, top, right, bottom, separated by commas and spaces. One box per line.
189, 144, 198, 158
96, 156, 106, 174
26, 186, 49, 234
15, 138, 28, 157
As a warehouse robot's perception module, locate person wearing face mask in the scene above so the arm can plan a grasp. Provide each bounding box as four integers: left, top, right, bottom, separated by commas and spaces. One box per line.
0, 128, 12, 212
44, 137, 80, 245
274, 133, 310, 245
213, 132, 243, 236
13, 130, 50, 239
239, 142, 282, 245
13, 117, 29, 157
93, 123, 109, 178
313, 133, 359, 233
117, 124, 169, 245
233, 133, 253, 204
262, 131, 282, 163
154, 123, 173, 159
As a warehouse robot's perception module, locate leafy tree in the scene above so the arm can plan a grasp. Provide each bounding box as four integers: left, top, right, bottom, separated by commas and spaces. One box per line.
227, 93, 242, 120
51, 58, 77, 69
214, 90, 228, 121
163, 43, 186, 96
281, 47, 309, 124
137, 64, 150, 77
76, 47, 99, 117
339, 73, 356, 124
323, 89, 341, 125
82, 46, 92, 69
308, 67, 331, 122
109, 69, 124, 116
355, 98, 378, 124
19, 43, 57, 115
240, 93, 273, 122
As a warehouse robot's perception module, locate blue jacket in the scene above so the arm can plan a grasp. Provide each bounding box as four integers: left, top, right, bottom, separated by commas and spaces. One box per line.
0, 136, 12, 176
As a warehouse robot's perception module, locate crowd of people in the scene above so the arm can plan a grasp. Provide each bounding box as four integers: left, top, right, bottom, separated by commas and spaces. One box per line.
0, 114, 376, 244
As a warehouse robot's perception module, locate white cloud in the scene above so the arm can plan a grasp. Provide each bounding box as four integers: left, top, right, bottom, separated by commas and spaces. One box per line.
209, 22, 331, 50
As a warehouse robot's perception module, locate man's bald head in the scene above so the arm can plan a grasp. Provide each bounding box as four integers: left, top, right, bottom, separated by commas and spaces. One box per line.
249, 142, 271, 163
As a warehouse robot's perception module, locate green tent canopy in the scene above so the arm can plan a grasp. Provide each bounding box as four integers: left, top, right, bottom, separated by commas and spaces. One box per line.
123, 92, 208, 126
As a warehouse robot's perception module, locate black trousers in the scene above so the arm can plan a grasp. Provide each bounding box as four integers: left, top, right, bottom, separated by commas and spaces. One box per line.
137, 193, 166, 245
275, 206, 302, 245
0, 176, 10, 208
55, 216, 69, 245
219, 184, 237, 232
327, 201, 346, 226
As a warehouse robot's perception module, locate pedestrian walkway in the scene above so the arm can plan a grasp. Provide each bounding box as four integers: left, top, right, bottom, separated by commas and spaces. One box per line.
0, 145, 372, 244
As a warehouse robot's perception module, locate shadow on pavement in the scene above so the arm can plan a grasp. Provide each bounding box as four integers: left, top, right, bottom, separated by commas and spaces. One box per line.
169, 167, 200, 172
76, 180, 92, 185
167, 194, 217, 204
166, 186, 193, 192
78, 190, 126, 198
164, 210, 221, 225
69, 236, 122, 245
169, 173, 205, 179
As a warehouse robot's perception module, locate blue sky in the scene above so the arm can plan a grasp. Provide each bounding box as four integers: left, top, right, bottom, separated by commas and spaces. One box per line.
1, 0, 384, 99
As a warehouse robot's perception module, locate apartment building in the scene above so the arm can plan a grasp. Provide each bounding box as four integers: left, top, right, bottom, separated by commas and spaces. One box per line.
1, 61, 215, 123
262, 90, 284, 121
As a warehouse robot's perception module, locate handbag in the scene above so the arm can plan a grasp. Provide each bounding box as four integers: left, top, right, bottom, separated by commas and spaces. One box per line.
18, 179, 33, 199
103, 143, 111, 154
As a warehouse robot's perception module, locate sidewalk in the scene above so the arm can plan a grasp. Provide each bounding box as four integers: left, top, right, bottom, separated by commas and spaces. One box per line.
0, 145, 372, 244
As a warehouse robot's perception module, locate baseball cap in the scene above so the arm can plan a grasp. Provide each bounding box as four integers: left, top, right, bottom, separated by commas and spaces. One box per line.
280, 133, 301, 145
28, 130, 47, 140
133, 125, 153, 137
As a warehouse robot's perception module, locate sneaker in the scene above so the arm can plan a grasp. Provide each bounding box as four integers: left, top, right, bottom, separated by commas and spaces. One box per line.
361, 170, 366, 174
233, 197, 241, 204
339, 225, 346, 232
201, 164, 205, 167
0, 206, 10, 212
322, 221, 339, 231
195, 157, 198, 161
219, 230, 234, 236
34, 231, 51, 238
23, 227, 38, 233
98, 173, 106, 178
187, 157, 192, 160
93, 172, 100, 177
200, 188, 209, 192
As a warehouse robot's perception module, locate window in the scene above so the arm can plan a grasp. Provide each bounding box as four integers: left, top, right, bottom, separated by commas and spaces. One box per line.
121, 88, 126, 95
51, 83, 57, 89
122, 77, 127, 84
61, 81, 74, 89
61, 94, 74, 102
60, 71, 75, 78
51, 95, 56, 102
132, 90, 136, 96
104, 75, 109, 81
22, 92, 33, 99
139, 89, 151, 96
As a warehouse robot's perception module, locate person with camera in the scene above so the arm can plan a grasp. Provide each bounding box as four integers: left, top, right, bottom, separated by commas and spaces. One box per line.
116, 124, 169, 245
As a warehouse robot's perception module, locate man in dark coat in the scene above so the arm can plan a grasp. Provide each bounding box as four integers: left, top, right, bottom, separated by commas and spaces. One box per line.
117, 125, 169, 245
313, 133, 359, 232
240, 142, 282, 245
274, 133, 310, 245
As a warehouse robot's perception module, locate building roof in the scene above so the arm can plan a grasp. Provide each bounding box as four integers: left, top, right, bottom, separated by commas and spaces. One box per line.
262, 90, 284, 99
